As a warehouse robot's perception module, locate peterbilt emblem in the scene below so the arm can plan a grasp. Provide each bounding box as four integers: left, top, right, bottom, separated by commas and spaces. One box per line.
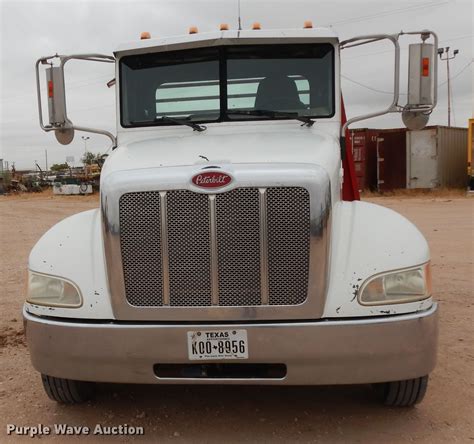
192, 171, 232, 188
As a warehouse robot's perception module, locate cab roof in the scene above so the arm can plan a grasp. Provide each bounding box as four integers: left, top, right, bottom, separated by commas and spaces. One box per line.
114, 27, 339, 57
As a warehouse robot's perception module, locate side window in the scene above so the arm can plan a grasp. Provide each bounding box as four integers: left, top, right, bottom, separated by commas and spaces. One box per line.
155, 81, 220, 117
227, 76, 309, 111
228, 79, 259, 110
293, 76, 310, 106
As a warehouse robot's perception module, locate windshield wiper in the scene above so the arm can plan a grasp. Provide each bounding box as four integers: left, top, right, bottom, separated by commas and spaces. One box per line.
129, 115, 207, 131
227, 109, 315, 127
157, 115, 207, 132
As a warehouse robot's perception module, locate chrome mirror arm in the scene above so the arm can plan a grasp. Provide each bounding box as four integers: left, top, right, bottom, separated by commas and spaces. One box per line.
340, 34, 401, 139
35, 54, 117, 149
340, 30, 439, 139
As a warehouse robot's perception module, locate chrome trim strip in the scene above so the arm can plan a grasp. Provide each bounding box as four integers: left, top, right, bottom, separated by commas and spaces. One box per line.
259, 188, 269, 305
160, 191, 170, 306
209, 194, 219, 305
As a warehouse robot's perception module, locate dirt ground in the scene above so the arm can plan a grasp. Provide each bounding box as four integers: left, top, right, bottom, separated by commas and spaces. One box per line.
0, 191, 473, 443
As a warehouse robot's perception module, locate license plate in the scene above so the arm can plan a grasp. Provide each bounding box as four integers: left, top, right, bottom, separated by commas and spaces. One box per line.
187, 329, 248, 360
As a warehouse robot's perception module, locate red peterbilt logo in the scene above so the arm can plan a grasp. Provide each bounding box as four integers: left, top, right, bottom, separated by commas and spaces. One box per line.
191, 171, 232, 188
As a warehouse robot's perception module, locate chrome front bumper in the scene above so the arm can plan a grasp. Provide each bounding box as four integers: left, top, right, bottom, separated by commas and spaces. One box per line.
23, 304, 438, 385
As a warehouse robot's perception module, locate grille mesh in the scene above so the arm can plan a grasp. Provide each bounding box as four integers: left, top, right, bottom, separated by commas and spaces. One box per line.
167, 190, 212, 306
216, 188, 261, 306
119, 192, 163, 306
267, 188, 310, 305
119, 187, 310, 308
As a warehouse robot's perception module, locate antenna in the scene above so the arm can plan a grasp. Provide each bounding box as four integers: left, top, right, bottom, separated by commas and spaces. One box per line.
237, 0, 242, 31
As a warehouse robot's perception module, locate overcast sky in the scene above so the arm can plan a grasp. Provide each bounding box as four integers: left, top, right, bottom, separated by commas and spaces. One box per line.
0, 0, 472, 170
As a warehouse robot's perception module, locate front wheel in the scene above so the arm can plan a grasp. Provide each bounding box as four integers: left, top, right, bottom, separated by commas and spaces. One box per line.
374, 375, 429, 407
41, 374, 95, 404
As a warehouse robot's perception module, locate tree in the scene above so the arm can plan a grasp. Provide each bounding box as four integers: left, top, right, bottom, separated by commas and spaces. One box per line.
50, 163, 69, 172
81, 152, 105, 166
81, 151, 96, 166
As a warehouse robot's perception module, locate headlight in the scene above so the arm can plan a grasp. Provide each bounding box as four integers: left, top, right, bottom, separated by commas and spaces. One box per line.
359, 263, 431, 305
27, 271, 82, 308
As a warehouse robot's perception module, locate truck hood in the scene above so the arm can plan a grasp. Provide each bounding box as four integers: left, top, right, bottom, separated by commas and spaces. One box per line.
103, 123, 341, 178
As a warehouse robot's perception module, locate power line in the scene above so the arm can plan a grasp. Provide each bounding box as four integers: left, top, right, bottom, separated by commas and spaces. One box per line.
328, 0, 450, 26
0, 74, 112, 102
343, 34, 473, 61
341, 75, 402, 95
342, 61, 472, 95
439, 61, 472, 86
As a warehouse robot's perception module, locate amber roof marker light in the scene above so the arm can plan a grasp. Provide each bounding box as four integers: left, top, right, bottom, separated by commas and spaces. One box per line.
220, 23, 229, 31
252, 22, 261, 30
303, 20, 313, 29
189, 26, 199, 34
140, 32, 151, 40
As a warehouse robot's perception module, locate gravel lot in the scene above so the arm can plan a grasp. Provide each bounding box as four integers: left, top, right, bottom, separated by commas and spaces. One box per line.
0, 191, 473, 443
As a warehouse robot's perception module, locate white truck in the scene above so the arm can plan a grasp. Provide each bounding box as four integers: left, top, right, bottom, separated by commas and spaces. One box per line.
26, 23, 439, 406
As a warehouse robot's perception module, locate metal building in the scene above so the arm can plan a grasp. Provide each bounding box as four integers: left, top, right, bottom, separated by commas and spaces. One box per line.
406, 126, 468, 189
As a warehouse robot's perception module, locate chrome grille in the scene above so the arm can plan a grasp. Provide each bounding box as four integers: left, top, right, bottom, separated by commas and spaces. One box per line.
119, 187, 310, 308
216, 188, 261, 306
267, 188, 310, 305
119, 192, 163, 306
167, 191, 212, 306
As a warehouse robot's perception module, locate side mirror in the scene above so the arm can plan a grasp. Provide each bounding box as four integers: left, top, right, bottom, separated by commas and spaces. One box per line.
36, 54, 117, 148
340, 31, 438, 136
403, 42, 436, 130
45, 66, 75, 144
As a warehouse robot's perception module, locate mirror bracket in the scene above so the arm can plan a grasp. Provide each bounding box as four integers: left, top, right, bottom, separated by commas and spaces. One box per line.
340, 30, 438, 136
35, 54, 117, 148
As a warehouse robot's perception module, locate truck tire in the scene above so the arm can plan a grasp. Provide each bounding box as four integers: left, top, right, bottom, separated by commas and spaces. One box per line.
374, 375, 428, 407
41, 374, 95, 404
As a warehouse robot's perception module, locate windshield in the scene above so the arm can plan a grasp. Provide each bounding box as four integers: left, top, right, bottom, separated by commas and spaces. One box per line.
120, 44, 335, 127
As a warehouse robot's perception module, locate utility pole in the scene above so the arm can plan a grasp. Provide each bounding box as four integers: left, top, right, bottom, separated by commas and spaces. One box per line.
81, 136, 90, 163
82, 135, 90, 179
438, 47, 459, 127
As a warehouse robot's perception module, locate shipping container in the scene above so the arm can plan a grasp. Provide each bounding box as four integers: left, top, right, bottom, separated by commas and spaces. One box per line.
349, 129, 378, 190
406, 126, 468, 189
376, 128, 408, 191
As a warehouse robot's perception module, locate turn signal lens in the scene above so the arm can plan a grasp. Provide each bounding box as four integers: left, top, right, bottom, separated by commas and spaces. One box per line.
47, 80, 54, 98
422, 57, 430, 76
